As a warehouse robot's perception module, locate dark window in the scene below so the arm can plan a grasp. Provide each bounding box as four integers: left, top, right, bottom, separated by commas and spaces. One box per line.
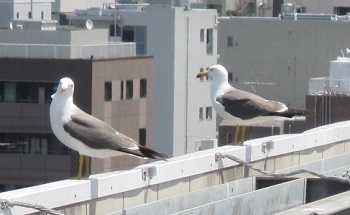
139, 128, 146, 146
0, 133, 68, 155
28, 11, 32, 19
199, 107, 203, 120
126, 80, 133, 100
16, 12, 19, 18
205, 67, 212, 81
206, 29, 213, 54
0, 81, 56, 103
227, 36, 233, 47
41, 11, 44, 19
109, 25, 121, 37
199, 68, 205, 82
334, 7, 350, 15
120, 80, 124, 100
206, 106, 212, 120
105, 82, 112, 101
140, 79, 147, 98
122, 26, 134, 42
200, 29, 205, 42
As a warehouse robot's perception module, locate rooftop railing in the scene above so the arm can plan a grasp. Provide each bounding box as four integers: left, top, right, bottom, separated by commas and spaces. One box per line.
0, 42, 136, 59
309, 77, 350, 95
2, 119, 350, 214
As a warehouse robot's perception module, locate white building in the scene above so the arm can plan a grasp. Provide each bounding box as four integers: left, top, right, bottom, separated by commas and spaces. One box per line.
70, 1, 218, 157
218, 16, 350, 111
0, 0, 53, 28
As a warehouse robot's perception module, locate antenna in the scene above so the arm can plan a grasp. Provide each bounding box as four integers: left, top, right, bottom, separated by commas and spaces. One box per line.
85, 19, 94, 30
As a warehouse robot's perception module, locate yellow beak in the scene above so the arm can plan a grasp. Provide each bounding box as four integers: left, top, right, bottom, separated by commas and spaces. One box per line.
196, 71, 208, 78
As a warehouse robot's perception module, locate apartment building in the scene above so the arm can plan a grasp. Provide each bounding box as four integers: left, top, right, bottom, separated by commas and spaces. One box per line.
0, 27, 154, 190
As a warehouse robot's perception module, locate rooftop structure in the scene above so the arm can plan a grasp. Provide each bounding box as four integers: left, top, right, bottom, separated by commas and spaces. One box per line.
306, 54, 350, 128
0, 26, 136, 59
0, 0, 53, 28
1, 120, 350, 214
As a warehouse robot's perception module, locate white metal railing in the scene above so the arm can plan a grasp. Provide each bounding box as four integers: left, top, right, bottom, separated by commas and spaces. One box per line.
309, 77, 350, 95
1, 119, 350, 214
0, 43, 136, 59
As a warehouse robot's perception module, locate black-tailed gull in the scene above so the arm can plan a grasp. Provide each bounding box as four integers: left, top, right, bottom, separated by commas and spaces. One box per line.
196, 65, 313, 142
50, 77, 167, 178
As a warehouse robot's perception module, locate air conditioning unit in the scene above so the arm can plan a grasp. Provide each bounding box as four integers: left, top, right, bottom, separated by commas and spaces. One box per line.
195, 139, 218, 151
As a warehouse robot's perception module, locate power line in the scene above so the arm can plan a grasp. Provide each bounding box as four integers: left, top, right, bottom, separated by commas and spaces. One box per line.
0, 199, 63, 215
215, 152, 350, 184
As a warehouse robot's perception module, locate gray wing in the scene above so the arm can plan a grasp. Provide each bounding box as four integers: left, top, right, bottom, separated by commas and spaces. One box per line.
216, 89, 286, 120
63, 112, 139, 151
63, 111, 167, 159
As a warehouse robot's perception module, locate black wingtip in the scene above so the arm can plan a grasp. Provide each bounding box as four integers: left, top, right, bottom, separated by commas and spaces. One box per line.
138, 145, 168, 160
272, 108, 314, 118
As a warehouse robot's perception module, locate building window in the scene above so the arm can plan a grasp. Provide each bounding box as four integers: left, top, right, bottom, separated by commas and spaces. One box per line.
120, 80, 124, 100
139, 128, 146, 146
296, 7, 307, 13
0, 81, 56, 103
16, 12, 19, 19
41, 11, 44, 19
200, 29, 205, 42
199, 68, 205, 82
206, 29, 213, 55
205, 67, 212, 81
109, 25, 121, 37
140, 79, 147, 98
206, 106, 212, 120
199, 107, 203, 120
122, 26, 134, 42
28, 11, 32, 19
104, 82, 112, 101
227, 36, 233, 47
126, 80, 133, 100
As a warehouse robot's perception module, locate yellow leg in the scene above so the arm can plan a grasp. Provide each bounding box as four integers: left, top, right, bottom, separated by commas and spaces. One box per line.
84, 156, 91, 178
241, 125, 246, 143
233, 125, 240, 145
73, 155, 84, 179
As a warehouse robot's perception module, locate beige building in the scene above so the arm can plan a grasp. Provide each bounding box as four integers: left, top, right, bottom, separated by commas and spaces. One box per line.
0, 27, 156, 190
0, 56, 155, 189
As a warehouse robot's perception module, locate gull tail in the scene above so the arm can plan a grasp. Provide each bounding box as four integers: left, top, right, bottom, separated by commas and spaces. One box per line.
138, 145, 168, 160
121, 146, 168, 160
271, 108, 314, 118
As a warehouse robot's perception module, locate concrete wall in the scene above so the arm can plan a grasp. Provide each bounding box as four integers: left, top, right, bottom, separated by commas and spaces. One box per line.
218, 17, 350, 109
